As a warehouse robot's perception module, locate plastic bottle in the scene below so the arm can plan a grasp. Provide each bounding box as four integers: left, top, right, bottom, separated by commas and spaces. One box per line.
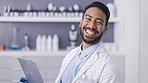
46, 35, 52, 51
106, 3, 116, 18
36, 35, 41, 51
53, 34, 59, 51
40, 35, 46, 51
4, 6, 8, 16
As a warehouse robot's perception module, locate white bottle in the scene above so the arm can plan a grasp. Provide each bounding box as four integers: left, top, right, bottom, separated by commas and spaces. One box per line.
36, 35, 41, 51
106, 3, 116, 18
4, 6, 8, 16
40, 35, 46, 51
47, 3, 54, 11
47, 35, 52, 51
53, 34, 59, 51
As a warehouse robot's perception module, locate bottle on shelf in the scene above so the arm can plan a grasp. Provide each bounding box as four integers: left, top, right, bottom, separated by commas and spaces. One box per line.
3, 6, 8, 16
47, 3, 54, 12
106, 3, 116, 18
36, 35, 42, 51
47, 35, 52, 51
3, 6, 11, 17
53, 34, 59, 51
40, 35, 46, 51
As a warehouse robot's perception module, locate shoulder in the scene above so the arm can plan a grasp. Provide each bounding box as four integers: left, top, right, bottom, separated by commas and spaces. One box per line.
95, 42, 119, 73
95, 45, 119, 82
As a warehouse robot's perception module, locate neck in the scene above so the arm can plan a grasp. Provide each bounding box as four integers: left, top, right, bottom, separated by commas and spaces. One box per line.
82, 41, 99, 50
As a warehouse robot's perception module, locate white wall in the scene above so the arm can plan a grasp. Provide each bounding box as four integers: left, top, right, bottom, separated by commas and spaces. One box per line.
114, 0, 140, 83
140, 0, 148, 83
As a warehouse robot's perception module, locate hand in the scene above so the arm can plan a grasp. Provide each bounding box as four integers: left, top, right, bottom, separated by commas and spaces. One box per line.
19, 77, 28, 83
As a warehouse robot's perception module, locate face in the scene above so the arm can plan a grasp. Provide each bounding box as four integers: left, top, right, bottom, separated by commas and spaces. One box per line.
80, 7, 107, 45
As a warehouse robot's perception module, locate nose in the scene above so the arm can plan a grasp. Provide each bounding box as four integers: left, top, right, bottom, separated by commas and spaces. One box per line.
89, 21, 97, 29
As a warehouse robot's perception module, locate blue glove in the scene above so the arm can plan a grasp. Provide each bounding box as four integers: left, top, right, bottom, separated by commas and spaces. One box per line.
19, 77, 28, 83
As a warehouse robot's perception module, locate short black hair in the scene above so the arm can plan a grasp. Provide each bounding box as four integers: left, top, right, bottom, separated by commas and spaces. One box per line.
83, 2, 110, 26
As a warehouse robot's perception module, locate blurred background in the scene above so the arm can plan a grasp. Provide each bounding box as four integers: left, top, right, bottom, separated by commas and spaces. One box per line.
0, 0, 147, 83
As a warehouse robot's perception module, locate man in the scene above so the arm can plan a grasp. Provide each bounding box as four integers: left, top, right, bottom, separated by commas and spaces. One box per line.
20, 1, 119, 83
55, 1, 119, 83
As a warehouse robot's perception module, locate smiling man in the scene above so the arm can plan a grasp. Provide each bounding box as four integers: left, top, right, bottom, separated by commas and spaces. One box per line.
55, 1, 119, 83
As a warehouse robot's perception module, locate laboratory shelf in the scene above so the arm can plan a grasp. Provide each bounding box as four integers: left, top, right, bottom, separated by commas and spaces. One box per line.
0, 16, 119, 23
0, 50, 124, 57
0, 50, 68, 56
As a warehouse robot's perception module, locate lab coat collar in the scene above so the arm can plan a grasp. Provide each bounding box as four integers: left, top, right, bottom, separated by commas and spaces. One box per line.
72, 41, 105, 83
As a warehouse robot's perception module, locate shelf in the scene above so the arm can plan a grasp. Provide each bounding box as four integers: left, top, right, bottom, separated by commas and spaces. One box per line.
0, 50, 68, 56
0, 50, 124, 57
0, 16, 119, 23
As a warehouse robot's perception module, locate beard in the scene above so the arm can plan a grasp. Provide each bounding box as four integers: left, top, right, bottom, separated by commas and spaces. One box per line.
80, 27, 103, 44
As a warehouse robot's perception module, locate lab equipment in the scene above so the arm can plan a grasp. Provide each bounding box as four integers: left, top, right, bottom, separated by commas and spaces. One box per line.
67, 24, 78, 50
10, 27, 21, 50
22, 33, 30, 51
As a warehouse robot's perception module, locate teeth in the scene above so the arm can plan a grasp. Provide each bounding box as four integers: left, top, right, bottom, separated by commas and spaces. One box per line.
86, 29, 95, 35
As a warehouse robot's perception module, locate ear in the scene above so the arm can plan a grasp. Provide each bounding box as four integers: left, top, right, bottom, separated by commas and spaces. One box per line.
103, 27, 108, 33
79, 19, 82, 28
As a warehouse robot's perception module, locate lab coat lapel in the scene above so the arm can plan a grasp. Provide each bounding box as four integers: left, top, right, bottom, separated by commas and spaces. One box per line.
72, 42, 105, 83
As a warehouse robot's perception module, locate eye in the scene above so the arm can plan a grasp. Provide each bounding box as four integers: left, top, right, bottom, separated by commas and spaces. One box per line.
85, 17, 91, 21
97, 20, 103, 25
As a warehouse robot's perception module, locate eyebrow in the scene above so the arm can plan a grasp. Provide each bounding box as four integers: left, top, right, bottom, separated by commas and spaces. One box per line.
84, 14, 104, 23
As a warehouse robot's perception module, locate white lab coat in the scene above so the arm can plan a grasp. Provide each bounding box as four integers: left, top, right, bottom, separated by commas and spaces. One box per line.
55, 41, 119, 83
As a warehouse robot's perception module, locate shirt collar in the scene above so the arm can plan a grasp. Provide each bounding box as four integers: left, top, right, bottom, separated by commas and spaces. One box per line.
78, 42, 101, 59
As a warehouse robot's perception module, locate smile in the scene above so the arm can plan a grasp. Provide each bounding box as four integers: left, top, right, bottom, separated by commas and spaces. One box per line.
84, 28, 99, 38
